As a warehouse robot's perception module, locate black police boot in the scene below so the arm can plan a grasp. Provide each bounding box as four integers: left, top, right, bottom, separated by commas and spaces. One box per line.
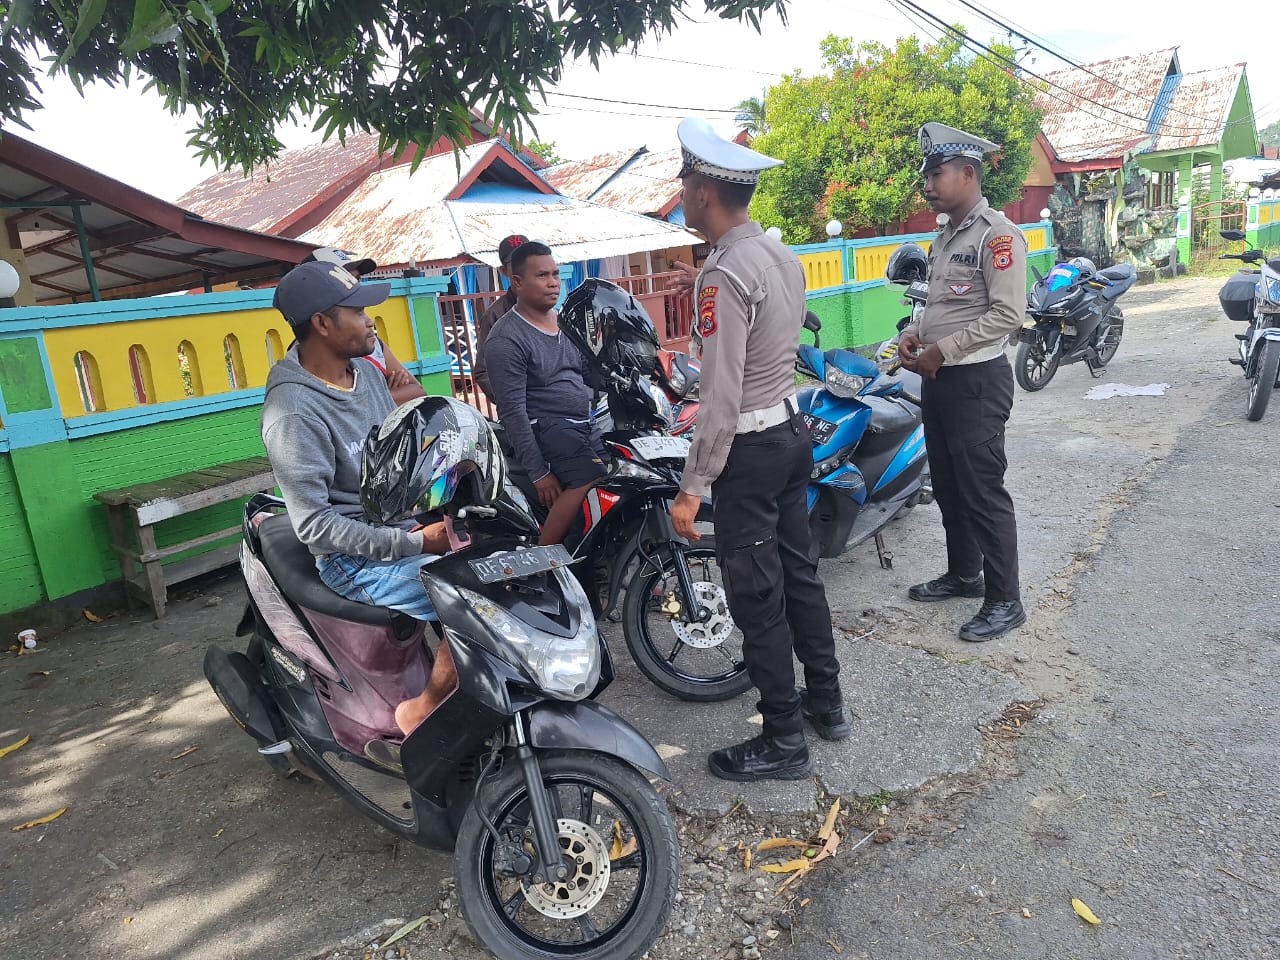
799, 688, 851, 741
958, 599, 1027, 642
908, 572, 985, 602
708, 733, 813, 782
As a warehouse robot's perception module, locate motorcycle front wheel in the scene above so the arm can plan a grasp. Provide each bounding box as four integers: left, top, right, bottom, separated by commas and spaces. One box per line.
622, 541, 752, 701
1015, 336, 1061, 391
1247, 338, 1280, 421
454, 750, 679, 960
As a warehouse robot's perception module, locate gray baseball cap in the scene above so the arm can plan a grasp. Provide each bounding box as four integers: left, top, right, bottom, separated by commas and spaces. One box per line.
273, 260, 390, 329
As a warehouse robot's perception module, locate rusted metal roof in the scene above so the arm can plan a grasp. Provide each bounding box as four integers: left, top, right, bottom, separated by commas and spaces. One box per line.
299, 141, 699, 268
541, 149, 640, 200
591, 148, 684, 217
176, 133, 385, 235
1148, 65, 1244, 153
0, 133, 313, 305
541, 147, 683, 219
1037, 49, 1179, 164
1038, 49, 1247, 165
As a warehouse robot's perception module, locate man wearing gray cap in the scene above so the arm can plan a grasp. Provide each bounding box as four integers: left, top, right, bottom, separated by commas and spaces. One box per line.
668, 118, 846, 782
897, 122, 1027, 642
261, 261, 458, 757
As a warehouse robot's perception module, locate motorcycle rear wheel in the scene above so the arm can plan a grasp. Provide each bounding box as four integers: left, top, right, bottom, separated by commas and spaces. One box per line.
1096, 309, 1124, 365
1015, 337, 1060, 391
454, 750, 679, 960
622, 542, 752, 702
1247, 338, 1280, 421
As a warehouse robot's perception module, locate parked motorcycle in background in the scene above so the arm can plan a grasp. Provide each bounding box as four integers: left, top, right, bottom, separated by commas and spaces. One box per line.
1217, 228, 1280, 420
1015, 257, 1136, 391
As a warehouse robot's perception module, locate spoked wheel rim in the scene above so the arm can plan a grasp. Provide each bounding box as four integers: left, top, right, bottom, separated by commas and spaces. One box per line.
1096, 312, 1123, 364
638, 552, 746, 686
480, 773, 651, 952
1021, 341, 1059, 387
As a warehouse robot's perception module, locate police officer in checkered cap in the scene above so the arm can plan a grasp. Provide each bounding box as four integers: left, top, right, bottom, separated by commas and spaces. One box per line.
667, 118, 847, 782
898, 121, 1028, 642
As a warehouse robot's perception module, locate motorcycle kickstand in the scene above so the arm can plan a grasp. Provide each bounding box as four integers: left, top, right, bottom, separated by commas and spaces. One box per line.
874, 533, 894, 570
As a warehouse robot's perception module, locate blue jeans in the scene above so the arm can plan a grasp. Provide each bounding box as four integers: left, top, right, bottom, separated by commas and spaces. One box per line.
316, 553, 440, 621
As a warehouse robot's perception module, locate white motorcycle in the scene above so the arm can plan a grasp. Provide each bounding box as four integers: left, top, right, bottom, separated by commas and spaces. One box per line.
1218, 229, 1280, 421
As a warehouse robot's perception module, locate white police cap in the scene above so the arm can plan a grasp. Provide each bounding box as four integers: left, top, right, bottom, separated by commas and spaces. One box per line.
677, 118, 782, 185
918, 122, 999, 173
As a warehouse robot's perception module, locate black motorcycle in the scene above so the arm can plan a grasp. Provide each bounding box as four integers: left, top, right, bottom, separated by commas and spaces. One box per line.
497, 279, 751, 703
205, 487, 679, 960
1015, 257, 1136, 391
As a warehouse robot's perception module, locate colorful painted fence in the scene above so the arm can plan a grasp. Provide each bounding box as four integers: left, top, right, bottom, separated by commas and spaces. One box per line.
0, 277, 450, 615
0, 221, 1054, 619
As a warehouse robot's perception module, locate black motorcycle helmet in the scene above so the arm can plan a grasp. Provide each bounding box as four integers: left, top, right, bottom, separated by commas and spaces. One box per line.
560, 278, 660, 374
361, 396, 505, 525
885, 243, 929, 285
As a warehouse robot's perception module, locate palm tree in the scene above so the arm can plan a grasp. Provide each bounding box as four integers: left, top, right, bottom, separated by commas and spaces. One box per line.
734, 94, 768, 137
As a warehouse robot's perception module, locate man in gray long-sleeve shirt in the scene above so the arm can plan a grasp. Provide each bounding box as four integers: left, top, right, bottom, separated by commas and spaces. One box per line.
483, 241, 607, 545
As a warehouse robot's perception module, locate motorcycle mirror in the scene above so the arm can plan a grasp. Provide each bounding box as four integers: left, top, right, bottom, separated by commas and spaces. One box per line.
1030, 265, 1044, 283
803, 311, 822, 333
1221, 229, 1246, 242
896, 316, 911, 332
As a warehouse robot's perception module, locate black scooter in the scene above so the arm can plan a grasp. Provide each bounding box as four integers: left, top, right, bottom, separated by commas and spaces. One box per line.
204, 492, 678, 960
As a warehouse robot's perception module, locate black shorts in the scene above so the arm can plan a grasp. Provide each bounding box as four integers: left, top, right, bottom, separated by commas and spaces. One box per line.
534, 417, 608, 488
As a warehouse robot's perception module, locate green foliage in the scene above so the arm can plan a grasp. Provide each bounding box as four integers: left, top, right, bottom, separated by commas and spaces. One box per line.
525, 139, 564, 165
0, 0, 788, 172
1259, 118, 1280, 147
750, 31, 1042, 242
734, 94, 767, 136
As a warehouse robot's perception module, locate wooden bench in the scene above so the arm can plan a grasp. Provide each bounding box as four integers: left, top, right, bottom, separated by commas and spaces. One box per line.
95, 456, 276, 618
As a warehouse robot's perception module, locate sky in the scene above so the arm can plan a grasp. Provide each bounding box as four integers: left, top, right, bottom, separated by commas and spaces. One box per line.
8, 0, 1277, 203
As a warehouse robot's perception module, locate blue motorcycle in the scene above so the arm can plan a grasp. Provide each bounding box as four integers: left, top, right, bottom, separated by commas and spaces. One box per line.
796, 313, 930, 560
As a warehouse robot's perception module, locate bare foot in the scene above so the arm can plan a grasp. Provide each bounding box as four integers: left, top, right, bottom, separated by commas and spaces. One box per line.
394, 699, 427, 737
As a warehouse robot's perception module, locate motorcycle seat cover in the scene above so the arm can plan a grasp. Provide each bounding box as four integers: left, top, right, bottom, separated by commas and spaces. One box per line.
1097, 264, 1136, 300
258, 514, 399, 626
864, 395, 918, 435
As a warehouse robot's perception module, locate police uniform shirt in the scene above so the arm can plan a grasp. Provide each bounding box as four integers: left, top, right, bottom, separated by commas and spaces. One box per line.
905, 198, 1027, 365
680, 221, 808, 499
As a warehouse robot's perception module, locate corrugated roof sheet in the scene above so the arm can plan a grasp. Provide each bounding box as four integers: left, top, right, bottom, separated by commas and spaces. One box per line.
591, 148, 684, 217
1147, 65, 1244, 153
541, 149, 640, 200
176, 132, 384, 233
299, 143, 699, 267
1037, 49, 1178, 162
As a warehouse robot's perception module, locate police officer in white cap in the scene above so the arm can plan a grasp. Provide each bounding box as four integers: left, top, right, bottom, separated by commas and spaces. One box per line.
669, 118, 846, 783
898, 122, 1027, 641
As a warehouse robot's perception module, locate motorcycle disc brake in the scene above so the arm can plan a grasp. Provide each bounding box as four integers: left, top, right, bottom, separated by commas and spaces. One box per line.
670, 581, 734, 649
520, 818, 612, 919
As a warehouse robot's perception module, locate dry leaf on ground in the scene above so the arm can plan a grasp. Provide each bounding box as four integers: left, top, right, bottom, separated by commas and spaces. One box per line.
1072, 898, 1103, 925
12, 806, 68, 831
0, 735, 30, 760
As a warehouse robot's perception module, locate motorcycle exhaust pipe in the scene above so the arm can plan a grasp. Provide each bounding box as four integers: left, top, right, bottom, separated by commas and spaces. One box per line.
203, 645, 286, 747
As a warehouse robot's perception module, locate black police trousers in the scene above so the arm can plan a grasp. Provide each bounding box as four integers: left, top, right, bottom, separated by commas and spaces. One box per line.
920, 354, 1020, 602
711, 415, 840, 737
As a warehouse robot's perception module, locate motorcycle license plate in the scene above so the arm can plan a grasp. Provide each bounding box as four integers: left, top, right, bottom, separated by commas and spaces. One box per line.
630, 435, 690, 461
802, 413, 838, 445
908, 280, 930, 298
469, 544, 573, 583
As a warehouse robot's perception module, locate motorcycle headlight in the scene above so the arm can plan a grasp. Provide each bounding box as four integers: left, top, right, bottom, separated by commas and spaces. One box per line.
824, 362, 873, 398
458, 578, 600, 700
1268, 279, 1280, 303
614, 459, 665, 482
667, 364, 686, 396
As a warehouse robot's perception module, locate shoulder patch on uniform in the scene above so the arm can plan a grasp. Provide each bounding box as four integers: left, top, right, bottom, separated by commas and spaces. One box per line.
698, 285, 719, 337
987, 235, 1015, 271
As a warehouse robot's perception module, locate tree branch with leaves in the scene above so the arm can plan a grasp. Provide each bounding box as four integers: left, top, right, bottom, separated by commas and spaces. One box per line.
0, 0, 789, 172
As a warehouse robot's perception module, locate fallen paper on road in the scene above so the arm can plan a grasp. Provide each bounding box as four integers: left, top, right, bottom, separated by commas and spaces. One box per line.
1085, 382, 1171, 400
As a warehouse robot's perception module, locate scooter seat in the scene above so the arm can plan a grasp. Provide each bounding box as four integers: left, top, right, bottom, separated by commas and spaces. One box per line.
865, 395, 919, 436
257, 514, 399, 626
